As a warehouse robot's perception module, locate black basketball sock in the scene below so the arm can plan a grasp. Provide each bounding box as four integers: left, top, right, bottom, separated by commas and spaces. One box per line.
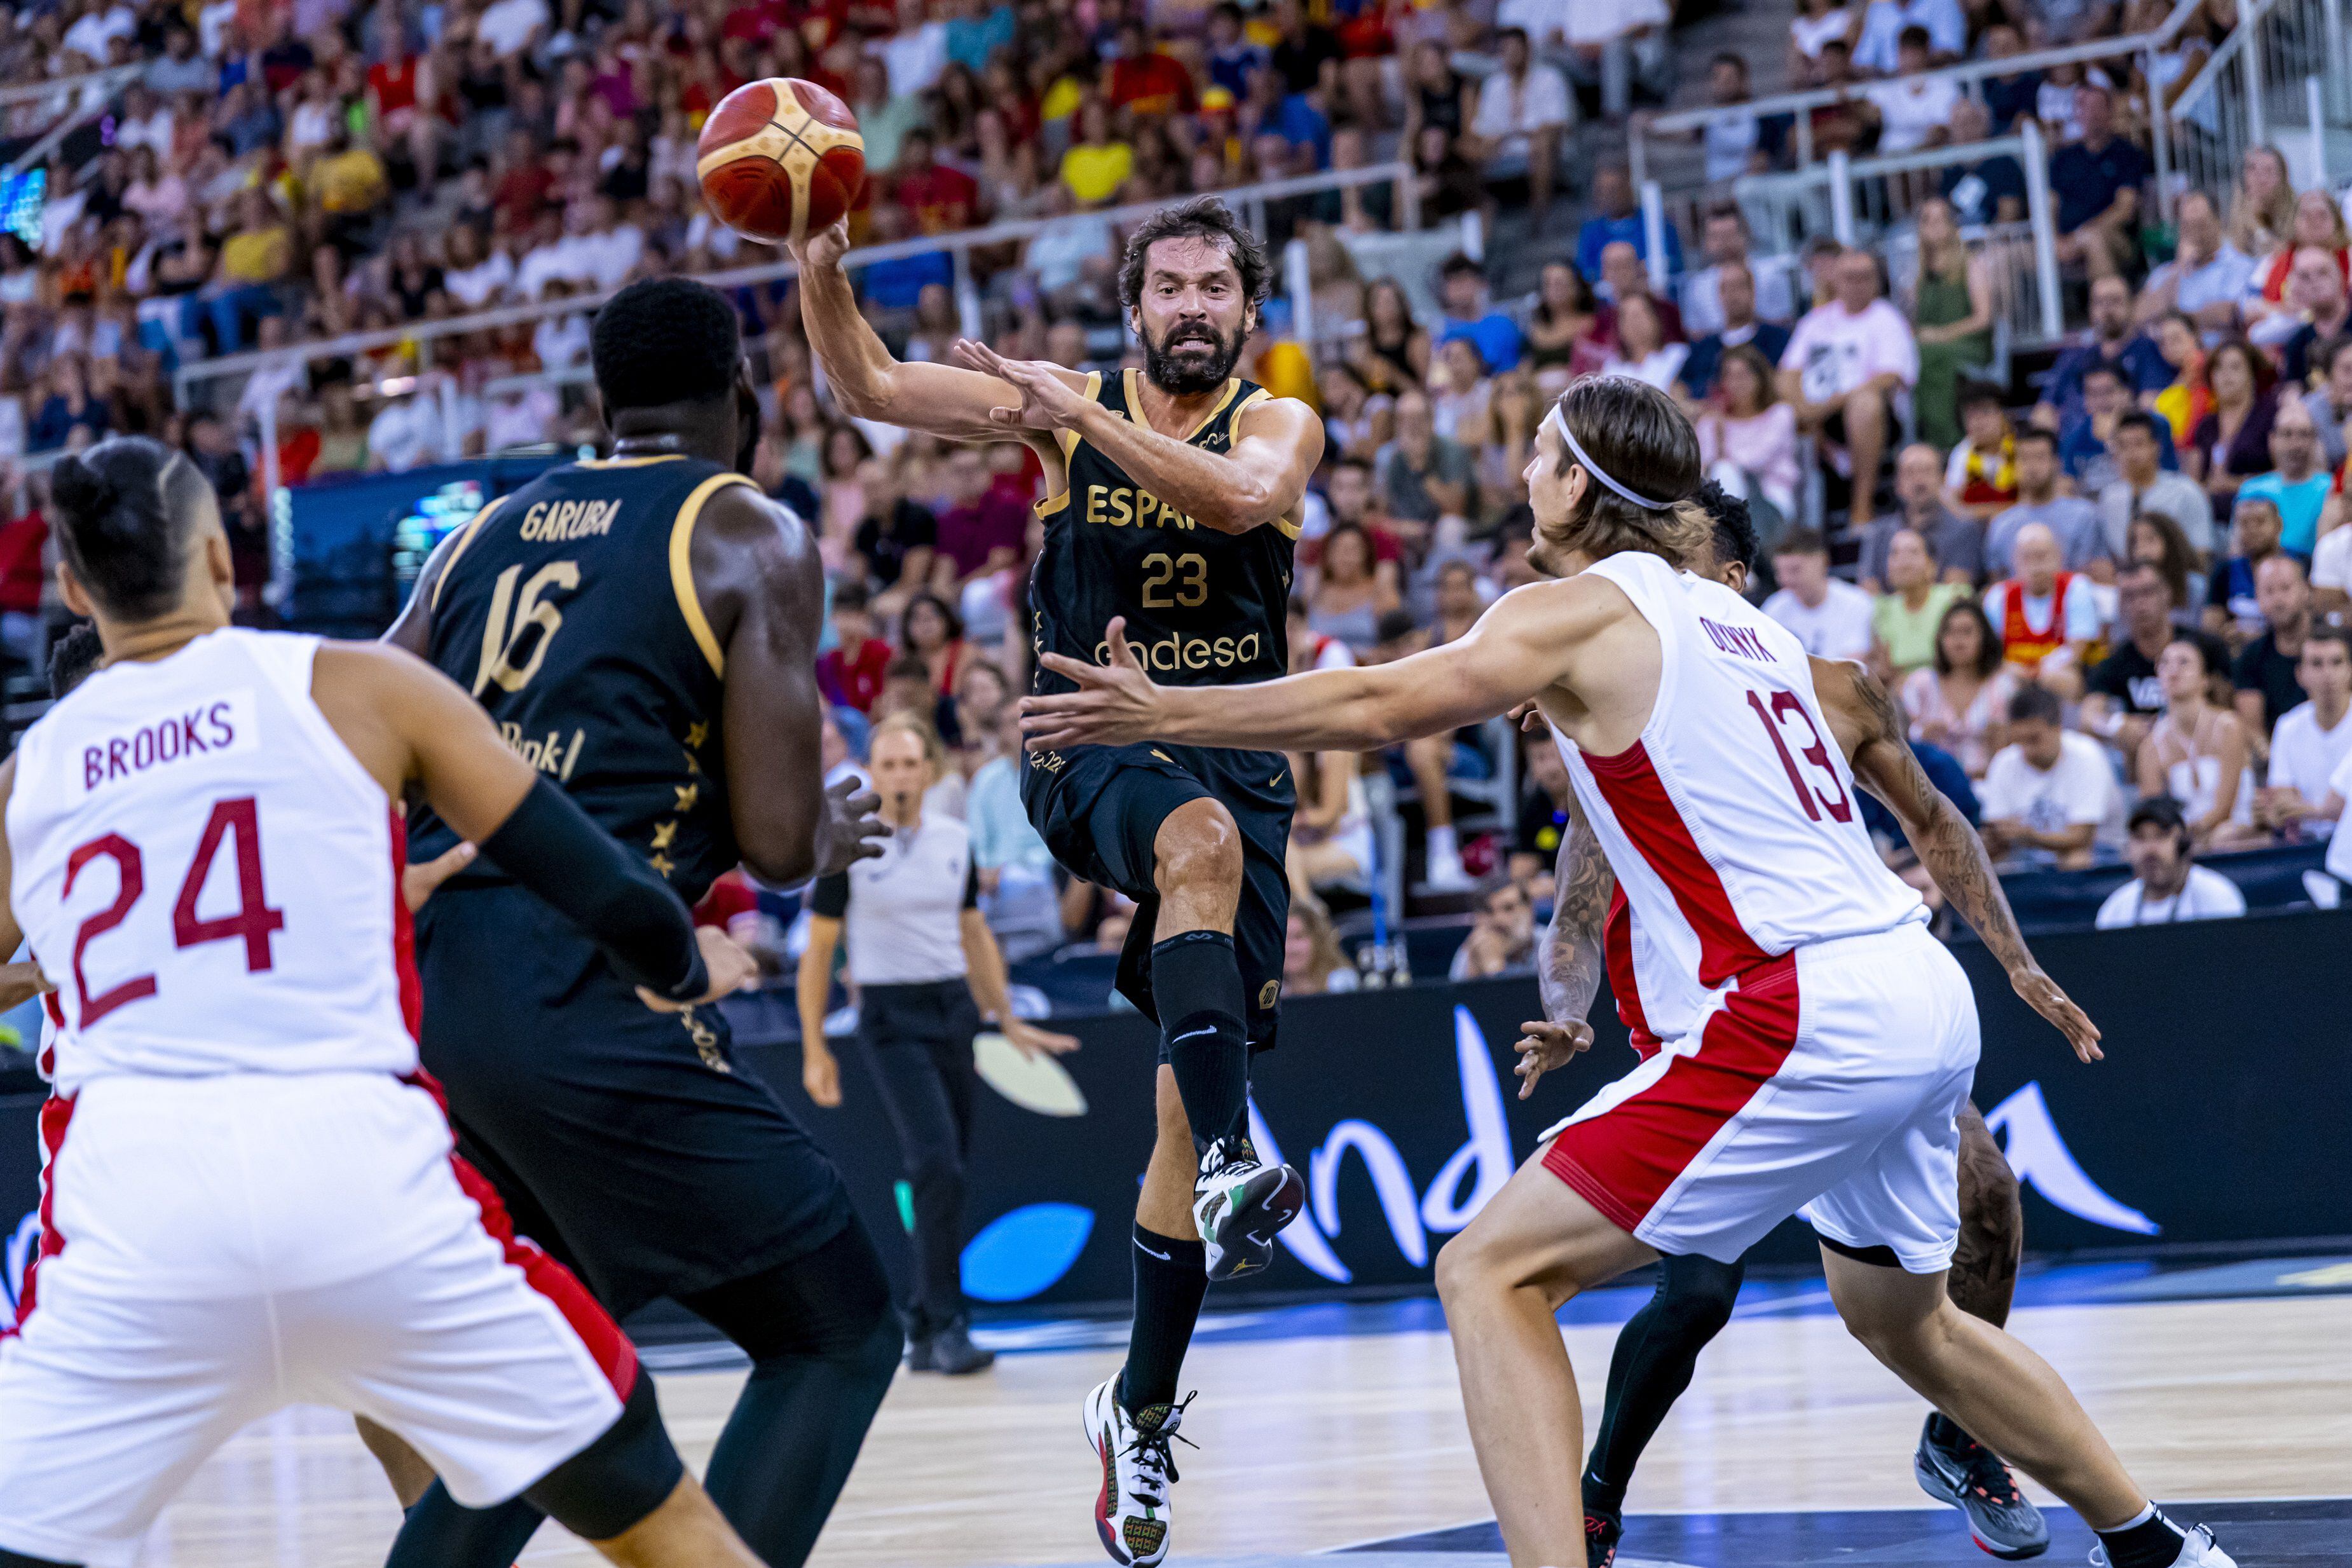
383, 1487, 545, 1568
1582, 1253, 1747, 1518
1121, 1223, 1208, 1411
1152, 931, 1248, 1154
1924, 1410, 1975, 1452
2096, 1505, 2191, 1568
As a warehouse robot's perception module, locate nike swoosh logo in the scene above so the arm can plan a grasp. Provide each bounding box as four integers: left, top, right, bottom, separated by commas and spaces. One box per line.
1169, 1026, 1217, 1045
1135, 1241, 1171, 1260
1269, 770, 1286, 787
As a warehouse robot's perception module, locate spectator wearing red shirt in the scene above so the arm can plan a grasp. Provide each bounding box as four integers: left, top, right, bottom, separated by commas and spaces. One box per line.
0, 496, 47, 673
1106, 21, 1198, 118
933, 446, 1026, 583
891, 130, 980, 235
367, 51, 441, 196
492, 126, 556, 229
819, 582, 898, 712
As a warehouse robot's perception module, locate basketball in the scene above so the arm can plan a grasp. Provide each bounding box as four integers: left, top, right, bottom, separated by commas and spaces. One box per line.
695, 78, 866, 247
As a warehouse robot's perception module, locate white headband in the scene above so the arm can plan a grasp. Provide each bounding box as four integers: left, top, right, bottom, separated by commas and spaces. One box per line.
1545, 399, 1674, 511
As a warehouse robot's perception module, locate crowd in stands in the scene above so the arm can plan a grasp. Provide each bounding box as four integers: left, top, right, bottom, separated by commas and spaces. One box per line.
3, 0, 2347, 992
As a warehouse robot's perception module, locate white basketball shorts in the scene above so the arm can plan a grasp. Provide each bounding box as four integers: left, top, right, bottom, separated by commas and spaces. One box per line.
1541, 923, 1979, 1273
0, 1071, 634, 1568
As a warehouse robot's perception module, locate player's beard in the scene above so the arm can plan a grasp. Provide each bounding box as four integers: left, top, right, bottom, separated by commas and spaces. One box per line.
1142, 318, 1244, 396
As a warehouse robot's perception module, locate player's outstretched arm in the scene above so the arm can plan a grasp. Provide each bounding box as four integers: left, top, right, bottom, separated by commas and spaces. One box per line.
311, 643, 752, 1006
950, 340, 1323, 535
1815, 657, 2104, 1063
1517, 796, 1610, 1100
789, 221, 1080, 442
691, 484, 885, 885
1020, 580, 1608, 754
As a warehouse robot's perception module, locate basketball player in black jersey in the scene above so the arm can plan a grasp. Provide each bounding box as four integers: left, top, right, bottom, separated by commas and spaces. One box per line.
371, 278, 898, 1568
795, 196, 1323, 1567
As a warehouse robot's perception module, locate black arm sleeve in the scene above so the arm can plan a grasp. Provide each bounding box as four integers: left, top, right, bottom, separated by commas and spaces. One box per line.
962, 861, 979, 909
476, 777, 710, 1002
809, 872, 851, 918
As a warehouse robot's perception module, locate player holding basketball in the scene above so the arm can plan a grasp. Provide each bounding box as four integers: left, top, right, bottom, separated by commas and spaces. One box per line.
1022, 377, 2234, 1568
377, 277, 898, 1568
795, 196, 1323, 1566
0, 437, 766, 1568
1522, 484, 2045, 1563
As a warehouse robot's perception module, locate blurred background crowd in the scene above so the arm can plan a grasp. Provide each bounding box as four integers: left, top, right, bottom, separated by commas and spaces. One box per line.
1, 0, 2348, 1006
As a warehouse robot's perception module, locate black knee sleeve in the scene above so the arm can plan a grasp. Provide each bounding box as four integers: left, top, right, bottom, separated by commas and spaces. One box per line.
0, 1549, 76, 1567
685, 1219, 896, 1363
524, 1371, 685, 1543
1152, 930, 1248, 1150
1653, 1252, 1743, 1343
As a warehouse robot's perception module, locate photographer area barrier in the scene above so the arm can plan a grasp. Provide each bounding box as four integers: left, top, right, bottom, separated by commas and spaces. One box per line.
1, 910, 2345, 1326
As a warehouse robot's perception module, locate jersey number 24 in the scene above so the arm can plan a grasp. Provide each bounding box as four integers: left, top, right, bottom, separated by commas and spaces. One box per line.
64, 797, 285, 1028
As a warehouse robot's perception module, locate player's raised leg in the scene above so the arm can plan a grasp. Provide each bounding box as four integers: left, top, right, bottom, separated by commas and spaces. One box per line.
1433, 1151, 1655, 1568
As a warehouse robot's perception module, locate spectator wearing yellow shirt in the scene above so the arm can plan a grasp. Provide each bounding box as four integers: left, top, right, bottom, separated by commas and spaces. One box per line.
311, 126, 390, 256
188, 189, 291, 355
1057, 97, 1133, 207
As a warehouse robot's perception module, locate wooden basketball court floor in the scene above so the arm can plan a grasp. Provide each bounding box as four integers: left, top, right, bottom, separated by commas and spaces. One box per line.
139, 1257, 2352, 1567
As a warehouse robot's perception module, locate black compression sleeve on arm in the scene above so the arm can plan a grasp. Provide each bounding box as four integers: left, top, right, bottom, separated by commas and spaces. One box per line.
477, 776, 710, 1002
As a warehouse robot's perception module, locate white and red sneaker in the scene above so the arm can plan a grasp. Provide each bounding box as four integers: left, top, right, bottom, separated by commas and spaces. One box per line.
1083, 1376, 1189, 1566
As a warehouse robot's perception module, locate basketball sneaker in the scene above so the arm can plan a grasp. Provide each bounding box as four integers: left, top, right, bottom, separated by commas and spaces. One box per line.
1084, 1376, 1190, 1566
2089, 1522, 2236, 1567
1192, 1136, 1304, 1281
1914, 1414, 2048, 1558
1584, 1508, 1622, 1567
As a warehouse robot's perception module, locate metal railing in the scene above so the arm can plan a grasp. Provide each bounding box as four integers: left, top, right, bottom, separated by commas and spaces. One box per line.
1631, 0, 2206, 196
1, 64, 144, 168
172, 162, 1418, 411
2167, 0, 2352, 202
1643, 124, 2064, 346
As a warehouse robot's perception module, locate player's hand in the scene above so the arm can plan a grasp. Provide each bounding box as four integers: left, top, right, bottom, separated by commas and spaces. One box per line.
0, 960, 51, 1013
2013, 966, 2102, 1063
402, 842, 475, 913
1002, 1016, 1081, 1059
788, 218, 851, 271
1507, 699, 1547, 735
802, 1042, 843, 1108
948, 338, 1093, 432
638, 926, 762, 1012
1514, 1018, 1593, 1099
1019, 618, 1165, 749
813, 776, 886, 875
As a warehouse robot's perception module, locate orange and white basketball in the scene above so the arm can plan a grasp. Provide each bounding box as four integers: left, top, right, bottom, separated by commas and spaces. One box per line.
695, 78, 866, 247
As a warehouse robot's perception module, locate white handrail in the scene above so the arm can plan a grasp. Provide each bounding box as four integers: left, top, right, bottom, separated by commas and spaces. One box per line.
1634, 0, 2206, 184
2171, 0, 2279, 121
0, 62, 142, 112
172, 162, 1414, 404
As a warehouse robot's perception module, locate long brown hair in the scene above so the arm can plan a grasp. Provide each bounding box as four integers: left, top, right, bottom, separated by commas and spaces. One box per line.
1539, 376, 1708, 566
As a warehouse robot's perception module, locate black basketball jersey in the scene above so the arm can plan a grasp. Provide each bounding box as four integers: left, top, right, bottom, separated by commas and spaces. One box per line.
1030, 369, 1301, 695
409, 454, 751, 904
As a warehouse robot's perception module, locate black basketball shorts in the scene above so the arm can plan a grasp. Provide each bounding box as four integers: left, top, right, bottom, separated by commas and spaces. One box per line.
1020, 739, 1297, 1056
413, 884, 854, 1318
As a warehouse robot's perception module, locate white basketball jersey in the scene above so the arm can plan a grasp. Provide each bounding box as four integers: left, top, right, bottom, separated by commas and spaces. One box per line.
6, 628, 418, 1094
1554, 552, 1924, 1042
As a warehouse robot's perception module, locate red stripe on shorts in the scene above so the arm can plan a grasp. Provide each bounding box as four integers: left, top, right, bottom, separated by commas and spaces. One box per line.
386, 808, 637, 1400
1543, 950, 1801, 1234
8, 1089, 78, 1336
1579, 740, 1770, 988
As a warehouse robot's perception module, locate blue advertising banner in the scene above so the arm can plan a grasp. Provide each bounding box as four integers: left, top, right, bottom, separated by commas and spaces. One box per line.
3, 910, 2346, 1328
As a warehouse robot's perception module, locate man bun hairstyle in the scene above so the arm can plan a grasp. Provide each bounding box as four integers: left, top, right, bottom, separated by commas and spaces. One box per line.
50, 436, 212, 622
1118, 196, 1270, 315
592, 276, 741, 411
1544, 374, 1706, 567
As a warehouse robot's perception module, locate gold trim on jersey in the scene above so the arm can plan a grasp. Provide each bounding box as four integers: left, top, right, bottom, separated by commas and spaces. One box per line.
669, 473, 758, 677
578, 453, 691, 469
1227, 386, 1304, 538
1053, 371, 1102, 462
429, 494, 510, 610
1120, 369, 1242, 444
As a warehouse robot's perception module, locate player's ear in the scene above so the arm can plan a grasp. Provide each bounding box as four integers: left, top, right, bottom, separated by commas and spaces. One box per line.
54, 559, 94, 622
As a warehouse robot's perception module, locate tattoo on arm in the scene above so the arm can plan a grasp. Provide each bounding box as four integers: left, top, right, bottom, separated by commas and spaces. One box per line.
1849, 669, 2037, 976
1538, 796, 1615, 1026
